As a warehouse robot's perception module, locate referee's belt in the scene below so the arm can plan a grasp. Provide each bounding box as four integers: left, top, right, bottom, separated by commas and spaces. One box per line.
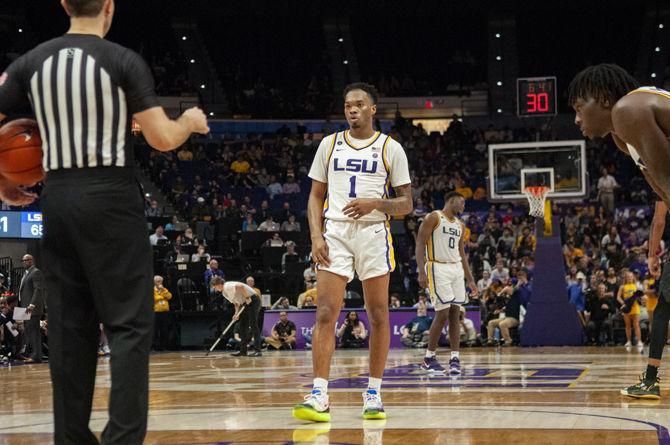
427, 259, 461, 264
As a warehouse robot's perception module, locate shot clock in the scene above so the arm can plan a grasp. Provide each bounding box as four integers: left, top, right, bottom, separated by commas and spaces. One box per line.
517, 77, 557, 117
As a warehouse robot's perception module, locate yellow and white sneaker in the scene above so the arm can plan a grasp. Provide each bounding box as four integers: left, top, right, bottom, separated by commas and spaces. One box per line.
292, 389, 331, 422
362, 389, 386, 420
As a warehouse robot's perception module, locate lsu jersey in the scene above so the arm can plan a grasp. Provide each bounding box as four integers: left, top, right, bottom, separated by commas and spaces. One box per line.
624, 86, 670, 172
308, 130, 411, 222
426, 211, 463, 263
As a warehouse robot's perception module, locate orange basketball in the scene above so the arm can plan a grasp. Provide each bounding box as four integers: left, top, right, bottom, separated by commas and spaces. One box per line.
0, 118, 44, 186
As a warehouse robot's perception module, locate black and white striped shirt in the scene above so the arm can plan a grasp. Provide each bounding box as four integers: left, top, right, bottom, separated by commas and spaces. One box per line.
0, 33, 159, 172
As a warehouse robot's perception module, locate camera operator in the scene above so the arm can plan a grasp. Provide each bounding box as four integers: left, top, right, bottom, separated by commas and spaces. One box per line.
486, 271, 530, 346
337, 311, 368, 348
265, 311, 297, 350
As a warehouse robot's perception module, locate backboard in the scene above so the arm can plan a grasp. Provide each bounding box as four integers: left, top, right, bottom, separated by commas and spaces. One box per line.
488, 140, 587, 202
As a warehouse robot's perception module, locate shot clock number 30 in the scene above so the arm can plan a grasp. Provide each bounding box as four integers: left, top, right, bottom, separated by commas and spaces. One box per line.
517, 77, 557, 117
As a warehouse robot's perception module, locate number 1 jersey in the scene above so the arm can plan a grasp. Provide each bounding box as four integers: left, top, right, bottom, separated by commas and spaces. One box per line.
308, 130, 411, 222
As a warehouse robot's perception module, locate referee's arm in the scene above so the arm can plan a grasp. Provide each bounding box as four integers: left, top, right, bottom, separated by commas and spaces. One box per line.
134, 106, 209, 152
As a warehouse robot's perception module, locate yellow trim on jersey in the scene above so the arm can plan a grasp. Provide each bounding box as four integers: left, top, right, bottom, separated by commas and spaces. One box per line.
381, 135, 392, 173
627, 88, 670, 100
343, 130, 382, 150
385, 221, 396, 270
322, 134, 338, 217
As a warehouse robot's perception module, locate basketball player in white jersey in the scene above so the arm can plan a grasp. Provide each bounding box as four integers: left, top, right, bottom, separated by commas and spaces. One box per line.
292, 83, 412, 422
569, 63, 670, 399
416, 192, 476, 374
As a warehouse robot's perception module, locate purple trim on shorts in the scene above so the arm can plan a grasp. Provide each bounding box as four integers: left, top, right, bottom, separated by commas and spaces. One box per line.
383, 222, 392, 272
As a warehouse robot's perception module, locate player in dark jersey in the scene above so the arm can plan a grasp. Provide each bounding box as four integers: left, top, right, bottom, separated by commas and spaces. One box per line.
569, 63, 670, 399
0, 1, 209, 443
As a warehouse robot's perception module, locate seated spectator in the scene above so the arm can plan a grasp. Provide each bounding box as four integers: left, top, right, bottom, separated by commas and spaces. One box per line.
281, 214, 301, 232
457, 306, 477, 347
258, 215, 281, 232
246, 276, 261, 297
153, 275, 172, 351
181, 227, 198, 246
401, 303, 433, 348
204, 259, 225, 290
490, 259, 510, 283
149, 226, 168, 246
477, 270, 492, 293
303, 261, 317, 288
337, 311, 367, 348
265, 311, 297, 350
389, 294, 402, 309
282, 242, 299, 272
585, 283, 615, 345
275, 201, 293, 223
497, 227, 516, 255
177, 147, 193, 161
231, 153, 250, 174
282, 175, 301, 194
412, 198, 430, 218
514, 226, 536, 257
629, 253, 649, 278
191, 245, 211, 263
267, 175, 283, 200
266, 232, 284, 247
297, 282, 318, 308
242, 214, 258, 232
0, 296, 18, 360
302, 295, 316, 308
145, 200, 162, 217
271, 297, 297, 310
165, 215, 187, 231
486, 271, 528, 346
412, 294, 434, 309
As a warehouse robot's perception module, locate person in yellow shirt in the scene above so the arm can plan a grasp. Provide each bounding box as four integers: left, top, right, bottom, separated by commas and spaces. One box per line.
153, 275, 172, 351
231, 154, 250, 174
617, 271, 642, 352
297, 282, 318, 308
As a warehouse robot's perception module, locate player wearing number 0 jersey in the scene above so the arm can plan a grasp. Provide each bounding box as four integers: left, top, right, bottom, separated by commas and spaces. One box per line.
416, 192, 476, 375
293, 83, 413, 423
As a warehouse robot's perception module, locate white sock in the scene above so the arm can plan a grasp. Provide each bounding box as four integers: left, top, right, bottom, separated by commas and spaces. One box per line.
313, 378, 328, 393
425, 350, 436, 358
368, 377, 382, 392
451, 351, 460, 360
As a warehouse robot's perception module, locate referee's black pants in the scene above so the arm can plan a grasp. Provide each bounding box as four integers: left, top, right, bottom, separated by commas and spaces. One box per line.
42, 168, 154, 445
239, 295, 262, 354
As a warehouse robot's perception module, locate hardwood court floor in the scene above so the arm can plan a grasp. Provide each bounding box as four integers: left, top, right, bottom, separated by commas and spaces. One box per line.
1, 347, 668, 444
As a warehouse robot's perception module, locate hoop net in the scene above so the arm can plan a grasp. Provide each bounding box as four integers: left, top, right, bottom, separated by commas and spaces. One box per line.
524, 186, 550, 218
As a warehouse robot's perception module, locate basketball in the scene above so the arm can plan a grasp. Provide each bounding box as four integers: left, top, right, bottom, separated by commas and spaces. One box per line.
0, 118, 44, 186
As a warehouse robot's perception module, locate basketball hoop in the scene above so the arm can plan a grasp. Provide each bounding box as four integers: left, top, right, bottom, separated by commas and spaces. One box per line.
524, 186, 550, 218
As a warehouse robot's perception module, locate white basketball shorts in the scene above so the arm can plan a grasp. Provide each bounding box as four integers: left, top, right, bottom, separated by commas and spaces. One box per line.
318, 219, 395, 282
426, 261, 467, 311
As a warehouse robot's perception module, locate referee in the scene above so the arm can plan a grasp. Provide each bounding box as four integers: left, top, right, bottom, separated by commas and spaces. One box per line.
0, 1, 209, 444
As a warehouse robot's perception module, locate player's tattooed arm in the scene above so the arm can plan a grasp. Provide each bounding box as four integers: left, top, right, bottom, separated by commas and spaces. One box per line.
342, 183, 413, 219
376, 183, 413, 216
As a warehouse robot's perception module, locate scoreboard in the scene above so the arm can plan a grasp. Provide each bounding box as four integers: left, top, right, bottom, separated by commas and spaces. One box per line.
516, 77, 557, 117
0, 211, 43, 239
